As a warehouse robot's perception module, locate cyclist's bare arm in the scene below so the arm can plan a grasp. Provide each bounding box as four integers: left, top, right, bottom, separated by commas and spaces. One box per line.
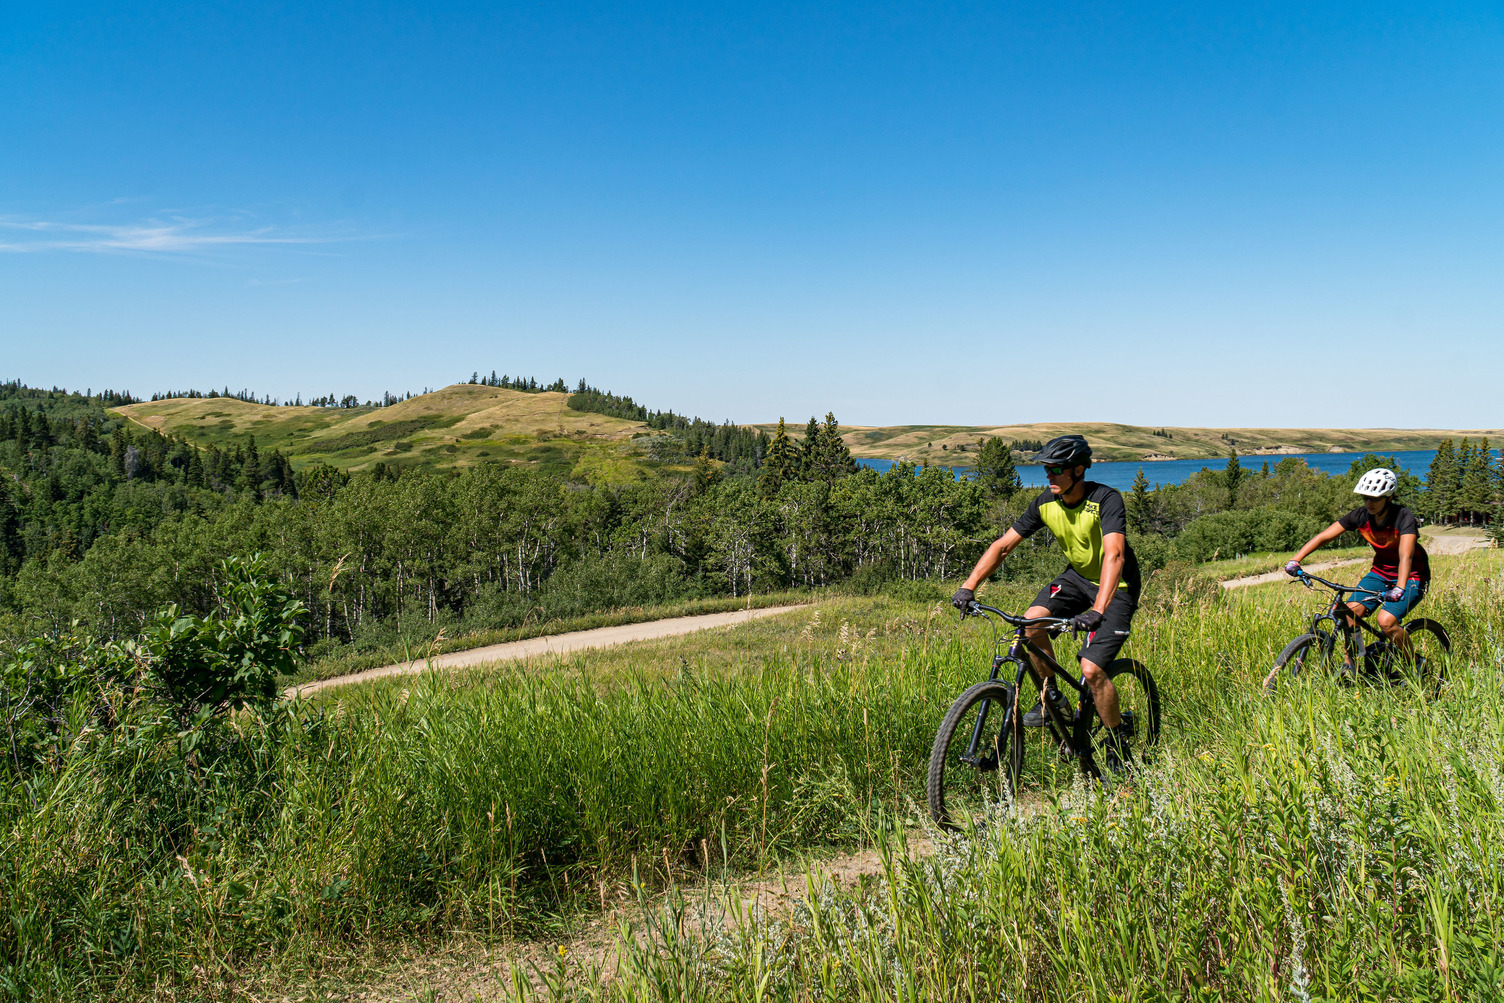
1291, 521, 1347, 564
1092, 533, 1126, 614
962, 528, 1025, 590
1395, 533, 1416, 587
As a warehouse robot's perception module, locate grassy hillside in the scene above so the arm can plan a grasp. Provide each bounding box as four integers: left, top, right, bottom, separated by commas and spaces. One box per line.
115, 384, 649, 474
750, 420, 1504, 463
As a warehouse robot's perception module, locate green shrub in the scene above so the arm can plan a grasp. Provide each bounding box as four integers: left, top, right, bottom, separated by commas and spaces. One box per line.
1172, 507, 1324, 564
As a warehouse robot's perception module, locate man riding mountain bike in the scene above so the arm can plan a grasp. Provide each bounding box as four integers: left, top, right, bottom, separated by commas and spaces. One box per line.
951, 434, 1141, 770
1284, 467, 1430, 666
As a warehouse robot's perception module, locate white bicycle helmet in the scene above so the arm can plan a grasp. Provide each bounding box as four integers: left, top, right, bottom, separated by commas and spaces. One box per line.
1353, 467, 1398, 498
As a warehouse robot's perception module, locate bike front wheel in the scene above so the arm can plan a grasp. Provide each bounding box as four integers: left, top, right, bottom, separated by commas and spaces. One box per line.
927, 680, 1023, 831
1263, 630, 1338, 694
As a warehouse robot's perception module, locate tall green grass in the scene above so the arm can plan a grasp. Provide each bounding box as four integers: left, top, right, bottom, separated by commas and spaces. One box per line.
4, 557, 1502, 999
568, 556, 1504, 1000
0, 596, 983, 997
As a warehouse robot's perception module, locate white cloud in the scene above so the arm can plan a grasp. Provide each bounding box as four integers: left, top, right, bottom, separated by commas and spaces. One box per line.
0, 213, 363, 254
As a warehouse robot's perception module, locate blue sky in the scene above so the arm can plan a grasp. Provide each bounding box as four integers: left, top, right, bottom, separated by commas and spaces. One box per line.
3, 2, 1502, 428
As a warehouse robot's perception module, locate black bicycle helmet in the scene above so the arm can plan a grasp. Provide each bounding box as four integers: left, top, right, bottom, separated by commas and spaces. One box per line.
1036, 434, 1092, 468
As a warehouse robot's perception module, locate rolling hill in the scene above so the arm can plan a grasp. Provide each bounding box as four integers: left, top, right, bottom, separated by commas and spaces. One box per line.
114, 384, 650, 475
750, 420, 1504, 463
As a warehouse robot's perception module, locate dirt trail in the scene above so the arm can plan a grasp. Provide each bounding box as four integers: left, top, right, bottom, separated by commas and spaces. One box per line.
1219, 557, 1366, 590
287, 604, 811, 697
1219, 532, 1491, 591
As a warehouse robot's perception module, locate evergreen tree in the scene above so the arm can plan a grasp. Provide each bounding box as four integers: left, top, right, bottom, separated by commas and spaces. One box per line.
760, 418, 797, 498
971, 437, 1021, 500
1496, 447, 1504, 523
1460, 436, 1493, 525
1128, 468, 1153, 533
1425, 439, 1459, 524
1224, 448, 1244, 508
240, 437, 261, 494
810, 412, 857, 483
693, 445, 722, 495
799, 416, 821, 478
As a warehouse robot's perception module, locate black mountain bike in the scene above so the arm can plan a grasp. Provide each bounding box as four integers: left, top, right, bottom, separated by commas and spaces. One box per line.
1261, 570, 1450, 694
926, 600, 1161, 831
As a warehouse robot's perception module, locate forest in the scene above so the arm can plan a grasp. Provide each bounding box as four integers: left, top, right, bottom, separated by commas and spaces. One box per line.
1, 378, 1499, 658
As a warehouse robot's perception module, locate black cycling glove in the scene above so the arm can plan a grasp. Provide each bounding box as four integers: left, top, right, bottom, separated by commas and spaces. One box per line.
1071, 609, 1104, 633
951, 587, 975, 611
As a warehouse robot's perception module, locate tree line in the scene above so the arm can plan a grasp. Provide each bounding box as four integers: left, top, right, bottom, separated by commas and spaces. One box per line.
5, 377, 1495, 659
1421, 437, 1500, 526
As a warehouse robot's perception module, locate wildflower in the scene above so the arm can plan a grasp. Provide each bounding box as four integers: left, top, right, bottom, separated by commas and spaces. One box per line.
557, 944, 567, 958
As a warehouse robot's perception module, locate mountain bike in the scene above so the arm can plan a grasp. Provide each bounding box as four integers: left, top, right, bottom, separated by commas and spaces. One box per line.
1261, 570, 1450, 694
926, 600, 1161, 831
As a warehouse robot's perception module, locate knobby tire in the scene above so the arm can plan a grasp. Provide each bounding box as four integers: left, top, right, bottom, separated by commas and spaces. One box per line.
927, 680, 1022, 831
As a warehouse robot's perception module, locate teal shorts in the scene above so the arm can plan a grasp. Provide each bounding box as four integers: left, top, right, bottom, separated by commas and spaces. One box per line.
1351, 571, 1426, 620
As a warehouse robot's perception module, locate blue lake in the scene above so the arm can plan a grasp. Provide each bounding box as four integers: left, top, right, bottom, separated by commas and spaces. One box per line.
856, 448, 1476, 492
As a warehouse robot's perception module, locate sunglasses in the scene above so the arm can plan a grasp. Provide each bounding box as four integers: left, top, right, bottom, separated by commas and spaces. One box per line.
1045, 465, 1074, 476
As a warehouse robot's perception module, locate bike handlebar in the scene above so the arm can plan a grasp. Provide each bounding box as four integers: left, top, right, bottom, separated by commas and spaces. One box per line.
962, 600, 1075, 634
1289, 568, 1385, 599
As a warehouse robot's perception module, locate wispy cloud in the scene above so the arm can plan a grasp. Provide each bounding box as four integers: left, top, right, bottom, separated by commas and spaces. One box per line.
0, 212, 367, 255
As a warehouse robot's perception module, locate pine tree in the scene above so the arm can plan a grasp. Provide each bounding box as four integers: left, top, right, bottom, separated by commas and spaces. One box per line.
1224, 448, 1244, 508
693, 445, 722, 494
812, 412, 857, 482
1425, 439, 1459, 525
1460, 436, 1493, 525
799, 416, 821, 479
972, 437, 1021, 500
1495, 447, 1504, 526
760, 418, 797, 498
1128, 468, 1153, 533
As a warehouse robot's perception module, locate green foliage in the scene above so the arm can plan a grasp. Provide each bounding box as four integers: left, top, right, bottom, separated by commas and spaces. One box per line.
1223, 447, 1244, 506
139, 555, 306, 725
307, 415, 462, 454
971, 436, 1021, 500
6, 558, 1503, 999
759, 418, 798, 498
567, 381, 769, 471
1172, 507, 1326, 564
1426, 438, 1460, 524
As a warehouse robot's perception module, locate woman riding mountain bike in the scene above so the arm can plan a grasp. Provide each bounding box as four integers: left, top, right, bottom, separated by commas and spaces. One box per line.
1284, 467, 1430, 668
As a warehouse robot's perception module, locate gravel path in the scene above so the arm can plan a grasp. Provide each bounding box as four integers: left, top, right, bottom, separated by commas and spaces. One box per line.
1219, 532, 1491, 590
287, 604, 812, 697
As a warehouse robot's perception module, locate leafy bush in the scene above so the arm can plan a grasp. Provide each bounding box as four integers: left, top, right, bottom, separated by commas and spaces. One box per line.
138, 555, 306, 727
1172, 507, 1325, 564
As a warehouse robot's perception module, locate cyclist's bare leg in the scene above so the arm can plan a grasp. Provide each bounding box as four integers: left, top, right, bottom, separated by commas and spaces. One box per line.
1082, 657, 1120, 728
1022, 605, 1058, 686
1340, 600, 1370, 667
1375, 609, 1414, 659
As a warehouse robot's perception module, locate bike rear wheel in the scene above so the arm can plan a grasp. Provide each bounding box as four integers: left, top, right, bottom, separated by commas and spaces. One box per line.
927, 680, 1023, 831
1093, 659, 1161, 765
1367, 619, 1451, 692
1263, 631, 1338, 694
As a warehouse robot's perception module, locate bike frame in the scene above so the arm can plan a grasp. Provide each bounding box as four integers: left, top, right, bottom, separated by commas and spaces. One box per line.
1295, 571, 1393, 662
963, 601, 1103, 779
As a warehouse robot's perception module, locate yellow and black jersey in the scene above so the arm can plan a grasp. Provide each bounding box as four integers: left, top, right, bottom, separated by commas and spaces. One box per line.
1011, 482, 1140, 593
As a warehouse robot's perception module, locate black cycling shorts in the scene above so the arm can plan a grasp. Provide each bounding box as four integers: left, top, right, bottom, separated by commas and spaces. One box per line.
1030, 569, 1137, 668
